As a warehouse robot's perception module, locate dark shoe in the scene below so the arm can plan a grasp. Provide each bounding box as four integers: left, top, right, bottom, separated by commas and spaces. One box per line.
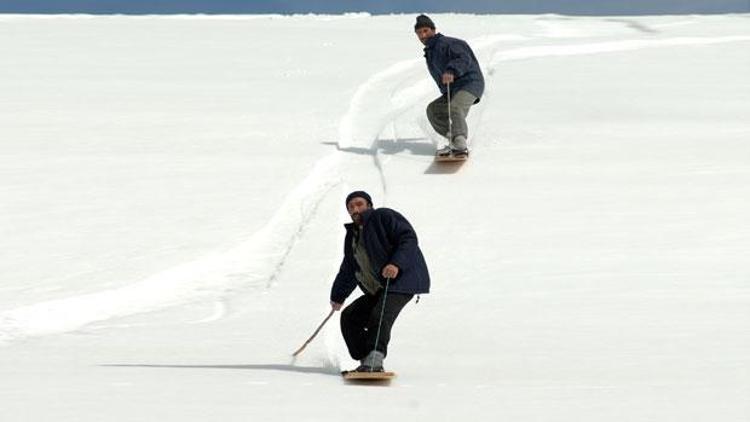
451, 147, 469, 158
436, 145, 452, 157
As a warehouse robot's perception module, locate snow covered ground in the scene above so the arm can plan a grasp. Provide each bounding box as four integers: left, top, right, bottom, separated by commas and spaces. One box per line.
1, 13, 749, 421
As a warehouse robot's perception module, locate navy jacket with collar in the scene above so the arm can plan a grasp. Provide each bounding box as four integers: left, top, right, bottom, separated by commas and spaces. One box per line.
330, 208, 430, 304
423, 33, 484, 101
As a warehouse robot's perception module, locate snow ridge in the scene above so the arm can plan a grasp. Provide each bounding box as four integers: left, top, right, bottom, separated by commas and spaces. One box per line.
338, 34, 750, 148
0, 153, 342, 345
338, 34, 527, 150
489, 35, 750, 65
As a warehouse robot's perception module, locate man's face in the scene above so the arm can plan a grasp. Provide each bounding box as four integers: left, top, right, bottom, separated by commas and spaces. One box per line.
347, 197, 371, 225
415, 27, 436, 45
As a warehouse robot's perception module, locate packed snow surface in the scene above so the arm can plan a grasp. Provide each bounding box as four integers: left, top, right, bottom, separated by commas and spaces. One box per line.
1, 13, 748, 422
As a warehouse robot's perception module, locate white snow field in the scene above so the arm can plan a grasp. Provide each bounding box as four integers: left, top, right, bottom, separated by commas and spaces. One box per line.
1, 12, 749, 422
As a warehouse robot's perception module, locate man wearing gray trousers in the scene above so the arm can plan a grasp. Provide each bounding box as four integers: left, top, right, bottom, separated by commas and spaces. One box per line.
415, 14, 485, 158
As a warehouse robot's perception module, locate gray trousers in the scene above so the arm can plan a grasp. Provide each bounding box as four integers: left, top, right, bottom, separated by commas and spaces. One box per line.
426, 89, 477, 144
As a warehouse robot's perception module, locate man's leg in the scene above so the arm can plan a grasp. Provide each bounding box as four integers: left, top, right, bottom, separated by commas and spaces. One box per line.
447, 90, 478, 151
426, 95, 449, 138
340, 294, 379, 360
364, 292, 414, 359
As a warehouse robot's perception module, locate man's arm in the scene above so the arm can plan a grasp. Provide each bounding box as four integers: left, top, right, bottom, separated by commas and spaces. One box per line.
330, 254, 357, 307
445, 39, 476, 79
382, 210, 421, 274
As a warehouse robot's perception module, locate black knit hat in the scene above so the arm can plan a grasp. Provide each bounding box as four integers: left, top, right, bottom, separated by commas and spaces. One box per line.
345, 191, 373, 208
414, 14, 435, 30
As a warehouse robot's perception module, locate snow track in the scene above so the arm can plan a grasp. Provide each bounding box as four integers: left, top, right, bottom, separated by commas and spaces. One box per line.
2, 24, 748, 347
337, 33, 750, 161
0, 153, 343, 344
488, 35, 750, 65
1, 14, 749, 422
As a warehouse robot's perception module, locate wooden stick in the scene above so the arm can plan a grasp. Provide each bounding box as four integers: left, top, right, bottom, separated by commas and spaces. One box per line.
292, 309, 335, 357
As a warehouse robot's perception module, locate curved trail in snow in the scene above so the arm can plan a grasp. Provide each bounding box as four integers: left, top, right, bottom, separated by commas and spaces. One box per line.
0, 154, 343, 345
340, 33, 750, 152
2, 32, 748, 346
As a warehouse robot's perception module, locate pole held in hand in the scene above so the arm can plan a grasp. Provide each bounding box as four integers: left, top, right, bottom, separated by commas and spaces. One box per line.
292, 309, 335, 357
447, 81, 452, 142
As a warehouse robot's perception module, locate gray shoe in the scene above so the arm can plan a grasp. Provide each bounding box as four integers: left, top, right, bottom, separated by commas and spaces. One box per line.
451, 135, 468, 151
360, 350, 385, 371
354, 363, 384, 372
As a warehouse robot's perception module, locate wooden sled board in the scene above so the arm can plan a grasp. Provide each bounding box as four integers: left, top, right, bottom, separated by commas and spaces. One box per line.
434, 154, 468, 163
342, 370, 396, 381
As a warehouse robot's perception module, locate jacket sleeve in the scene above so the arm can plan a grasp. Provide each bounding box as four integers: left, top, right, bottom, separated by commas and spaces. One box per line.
384, 210, 420, 272
330, 248, 358, 304
445, 40, 475, 79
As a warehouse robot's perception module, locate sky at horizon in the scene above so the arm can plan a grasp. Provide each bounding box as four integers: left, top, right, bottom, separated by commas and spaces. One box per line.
1, 0, 748, 15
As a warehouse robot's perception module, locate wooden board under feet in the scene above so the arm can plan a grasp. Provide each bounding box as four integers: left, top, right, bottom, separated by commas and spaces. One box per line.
342, 371, 396, 380
434, 154, 468, 163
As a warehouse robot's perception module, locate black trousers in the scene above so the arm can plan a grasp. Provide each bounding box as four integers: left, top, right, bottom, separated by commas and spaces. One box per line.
340, 291, 413, 360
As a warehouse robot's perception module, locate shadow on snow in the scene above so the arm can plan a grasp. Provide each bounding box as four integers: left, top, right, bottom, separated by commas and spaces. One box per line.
100, 363, 341, 376
322, 137, 435, 157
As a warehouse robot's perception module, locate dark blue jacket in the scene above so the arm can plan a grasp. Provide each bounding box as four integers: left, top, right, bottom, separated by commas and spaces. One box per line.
330, 208, 430, 303
423, 33, 484, 101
